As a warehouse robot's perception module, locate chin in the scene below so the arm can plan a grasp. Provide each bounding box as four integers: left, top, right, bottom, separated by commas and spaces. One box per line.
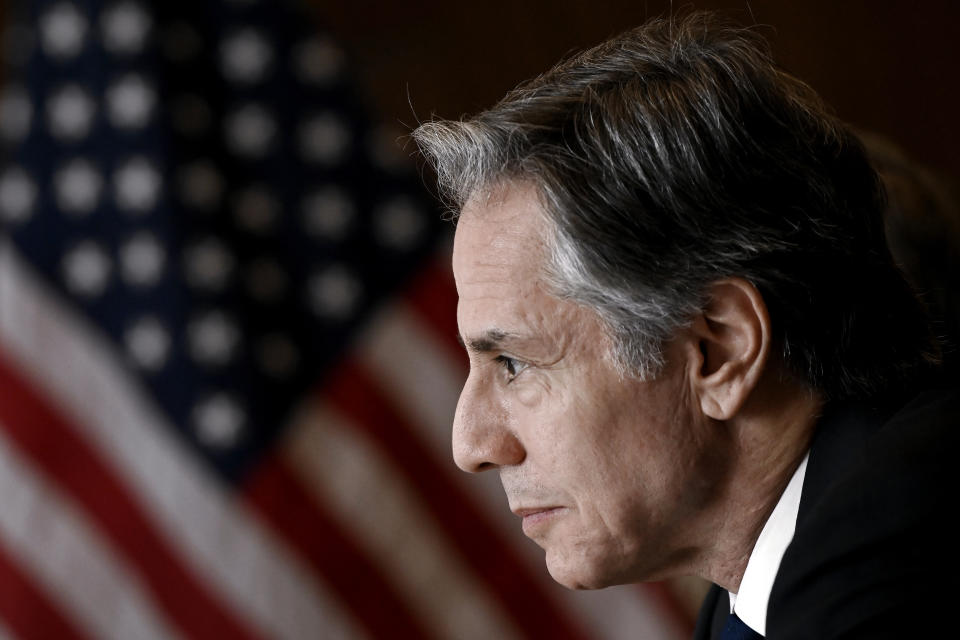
544, 546, 625, 590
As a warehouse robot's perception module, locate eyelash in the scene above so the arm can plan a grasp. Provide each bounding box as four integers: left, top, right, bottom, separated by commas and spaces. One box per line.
494, 355, 527, 382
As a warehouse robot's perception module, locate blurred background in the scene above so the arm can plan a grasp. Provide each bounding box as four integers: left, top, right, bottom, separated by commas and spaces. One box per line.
0, 1, 956, 639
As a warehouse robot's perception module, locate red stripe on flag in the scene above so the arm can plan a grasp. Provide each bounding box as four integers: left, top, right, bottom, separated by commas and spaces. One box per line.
323, 358, 594, 640
404, 254, 465, 367
243, 455, 441, 640
0, 539, 92, 640
0, 348, 262, 640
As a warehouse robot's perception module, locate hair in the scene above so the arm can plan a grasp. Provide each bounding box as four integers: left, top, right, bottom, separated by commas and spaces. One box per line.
413, 12, 938, 398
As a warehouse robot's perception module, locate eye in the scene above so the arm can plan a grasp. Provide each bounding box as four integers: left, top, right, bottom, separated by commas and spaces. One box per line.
495, 355, 528, 382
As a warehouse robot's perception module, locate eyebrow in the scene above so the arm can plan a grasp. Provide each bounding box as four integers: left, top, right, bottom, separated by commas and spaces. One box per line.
458, 328, 520, 354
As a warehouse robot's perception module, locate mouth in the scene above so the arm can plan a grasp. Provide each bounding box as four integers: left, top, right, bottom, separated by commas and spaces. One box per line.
512, 506, 566, 534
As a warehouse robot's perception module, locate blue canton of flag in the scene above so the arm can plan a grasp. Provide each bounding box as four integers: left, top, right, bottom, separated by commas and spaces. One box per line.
1, 0, 441, 479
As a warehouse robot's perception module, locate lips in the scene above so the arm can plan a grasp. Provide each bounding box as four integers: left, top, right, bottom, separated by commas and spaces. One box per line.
513, 506, 566, 534
512, 506, 560, 518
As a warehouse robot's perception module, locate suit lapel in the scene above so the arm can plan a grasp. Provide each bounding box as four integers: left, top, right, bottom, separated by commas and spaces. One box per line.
695, 395, 905, 639
796, 398, 896, 525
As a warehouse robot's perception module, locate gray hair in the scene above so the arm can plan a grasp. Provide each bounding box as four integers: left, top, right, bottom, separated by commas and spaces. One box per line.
414, 12, 938, 397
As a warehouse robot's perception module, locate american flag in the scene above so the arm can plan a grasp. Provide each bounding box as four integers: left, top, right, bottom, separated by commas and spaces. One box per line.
0, 1, 694, 638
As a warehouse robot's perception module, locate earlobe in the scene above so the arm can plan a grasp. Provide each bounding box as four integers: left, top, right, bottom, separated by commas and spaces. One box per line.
686, 279, 771, 421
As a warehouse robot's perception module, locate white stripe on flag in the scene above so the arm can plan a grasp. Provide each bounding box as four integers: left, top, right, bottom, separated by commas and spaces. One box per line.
284, 399, 525, 640
357, 304, 465, 452
0, 241, 366, 640
359, 300, 686, 640
0, 424, 182, 640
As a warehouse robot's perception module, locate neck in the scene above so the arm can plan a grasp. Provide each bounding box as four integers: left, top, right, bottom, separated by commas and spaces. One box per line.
697, 375, 824, 592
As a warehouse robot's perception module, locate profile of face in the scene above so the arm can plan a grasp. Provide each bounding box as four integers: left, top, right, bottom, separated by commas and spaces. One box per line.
451, 181, 726, 590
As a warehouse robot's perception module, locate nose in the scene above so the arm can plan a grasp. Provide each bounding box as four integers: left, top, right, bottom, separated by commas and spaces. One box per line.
452, 371, 525, 473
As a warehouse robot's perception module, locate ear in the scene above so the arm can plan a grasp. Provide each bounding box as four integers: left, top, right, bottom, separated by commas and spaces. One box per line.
683, 278, 771, 421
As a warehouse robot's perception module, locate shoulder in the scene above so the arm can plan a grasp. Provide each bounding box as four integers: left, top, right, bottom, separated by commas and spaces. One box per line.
767, 386, 960, 639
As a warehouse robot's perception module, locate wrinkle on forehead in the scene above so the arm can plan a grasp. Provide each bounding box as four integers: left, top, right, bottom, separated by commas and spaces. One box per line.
454, 181, 551, 290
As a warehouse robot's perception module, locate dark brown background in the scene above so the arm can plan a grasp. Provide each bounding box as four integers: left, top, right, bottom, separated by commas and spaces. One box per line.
313, 0, 960, 179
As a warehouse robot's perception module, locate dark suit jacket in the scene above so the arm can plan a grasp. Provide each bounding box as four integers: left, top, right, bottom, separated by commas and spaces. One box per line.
694, 385, 960, 639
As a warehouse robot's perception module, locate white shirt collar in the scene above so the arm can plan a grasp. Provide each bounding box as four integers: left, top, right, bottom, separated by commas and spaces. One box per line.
727, 452, 809, 636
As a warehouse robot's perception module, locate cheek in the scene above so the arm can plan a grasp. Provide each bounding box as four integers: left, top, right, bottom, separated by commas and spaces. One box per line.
559, 383, 680, 507
543, 391, 632, 495
513, 372, 552, 408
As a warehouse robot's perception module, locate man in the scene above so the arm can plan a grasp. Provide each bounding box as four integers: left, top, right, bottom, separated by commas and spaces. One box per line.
413, 13, 958, 639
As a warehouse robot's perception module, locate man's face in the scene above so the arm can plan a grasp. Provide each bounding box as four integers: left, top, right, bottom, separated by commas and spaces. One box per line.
451, 182, 724, 589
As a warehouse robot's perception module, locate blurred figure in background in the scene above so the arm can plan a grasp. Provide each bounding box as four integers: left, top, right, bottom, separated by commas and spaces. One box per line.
863, 132, 960, 377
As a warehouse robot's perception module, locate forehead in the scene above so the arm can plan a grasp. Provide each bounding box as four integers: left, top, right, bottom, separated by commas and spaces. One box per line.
452, 181, 549, 291
452, 181, 615, 364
